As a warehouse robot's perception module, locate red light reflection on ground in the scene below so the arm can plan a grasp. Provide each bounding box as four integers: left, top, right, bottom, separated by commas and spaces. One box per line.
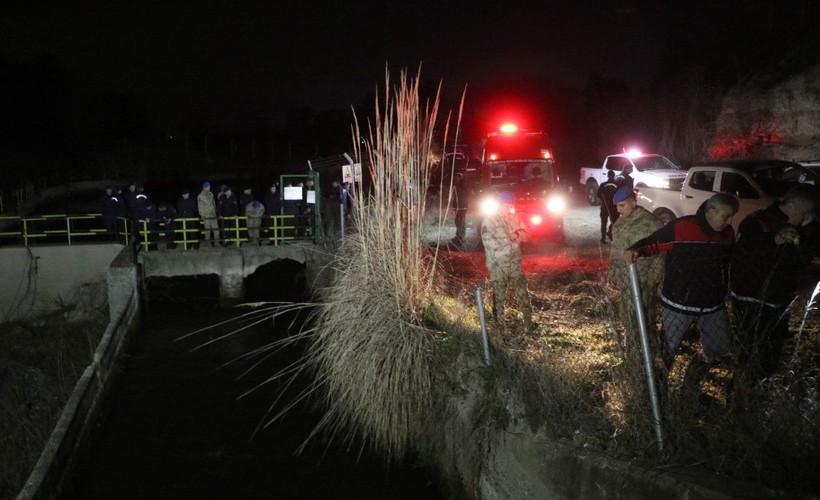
436, 248, 608, 284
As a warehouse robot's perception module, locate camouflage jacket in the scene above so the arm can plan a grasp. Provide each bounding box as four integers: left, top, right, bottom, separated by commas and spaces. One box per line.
609, 206, 664, 288
197, 190, 217, 219
245, 203, 265, 227
482, 210, 525, 270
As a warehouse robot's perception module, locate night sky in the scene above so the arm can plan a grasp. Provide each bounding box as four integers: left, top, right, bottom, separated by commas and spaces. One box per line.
1, 1, 818, 170
3, 2, 814, 123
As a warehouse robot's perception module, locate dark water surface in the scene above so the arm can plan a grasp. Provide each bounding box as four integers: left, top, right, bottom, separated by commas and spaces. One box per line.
69, 278, 444, 499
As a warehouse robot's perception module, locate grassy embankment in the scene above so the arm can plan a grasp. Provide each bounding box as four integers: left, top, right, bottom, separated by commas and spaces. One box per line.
0, 288, 107, 499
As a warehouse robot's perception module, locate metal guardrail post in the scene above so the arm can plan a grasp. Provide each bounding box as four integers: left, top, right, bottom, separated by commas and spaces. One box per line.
23, 218, 30, 247
627, 262, 665, 452
139, 220, 149, 252
475, 286, 492, 366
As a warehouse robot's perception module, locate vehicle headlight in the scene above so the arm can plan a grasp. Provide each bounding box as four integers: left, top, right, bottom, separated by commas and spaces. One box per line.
480, 198, 500, 215
546, 196, 565, 214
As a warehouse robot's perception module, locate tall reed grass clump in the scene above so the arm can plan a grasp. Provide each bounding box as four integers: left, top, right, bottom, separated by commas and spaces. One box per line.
295, 69, 459, 462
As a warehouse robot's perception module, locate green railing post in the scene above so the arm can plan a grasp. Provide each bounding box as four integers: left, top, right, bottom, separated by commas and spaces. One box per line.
140, 219, 149, 252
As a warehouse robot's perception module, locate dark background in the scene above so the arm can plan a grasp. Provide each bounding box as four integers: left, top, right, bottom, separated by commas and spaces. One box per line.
1, 1, 818, 189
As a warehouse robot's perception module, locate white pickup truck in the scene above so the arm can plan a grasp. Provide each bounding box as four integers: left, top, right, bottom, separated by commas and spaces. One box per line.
635, 159, 820, 225
579, 152, 686, 205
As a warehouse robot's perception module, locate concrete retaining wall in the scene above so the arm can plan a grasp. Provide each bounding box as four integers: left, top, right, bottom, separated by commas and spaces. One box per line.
0, 244, 126, 323
430, 352, 787, 499
138, 243, 335, 303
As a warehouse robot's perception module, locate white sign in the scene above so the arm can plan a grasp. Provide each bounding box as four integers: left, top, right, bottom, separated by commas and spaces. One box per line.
342, 163, 363, 183
307, 190, 315, 204
284, 186, 302, 201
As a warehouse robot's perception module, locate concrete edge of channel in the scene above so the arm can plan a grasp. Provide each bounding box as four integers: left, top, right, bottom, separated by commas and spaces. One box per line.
17, 248, 140, 500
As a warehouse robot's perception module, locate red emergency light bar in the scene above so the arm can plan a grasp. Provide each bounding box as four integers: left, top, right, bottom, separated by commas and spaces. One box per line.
499, 123, 518, 134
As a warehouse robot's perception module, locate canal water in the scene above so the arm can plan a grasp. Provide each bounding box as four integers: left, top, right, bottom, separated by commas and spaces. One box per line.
67, 263, 445, 499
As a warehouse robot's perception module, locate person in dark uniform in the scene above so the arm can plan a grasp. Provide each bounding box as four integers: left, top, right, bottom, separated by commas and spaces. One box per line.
239, 186, 254, 212
451, 172, 469, 247
597, 170, 620, 243
130, 186, 152, 246
302, 179, 316, 236
282, 182, 301, 238
122, 181, 138, 220
98, 186, 119, 241
175, 188, 198, 248
218, 186, 240, 245
238, 186, 254, 242
262, 182, 282, 244
133, 195, 156, 251
156, 201, 177, 250
114, 186, 129, 240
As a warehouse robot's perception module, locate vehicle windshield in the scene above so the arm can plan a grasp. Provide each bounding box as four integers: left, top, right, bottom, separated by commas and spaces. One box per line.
750, 163, 820, 196
486, 160, 553, 191
632, 155, 680, 171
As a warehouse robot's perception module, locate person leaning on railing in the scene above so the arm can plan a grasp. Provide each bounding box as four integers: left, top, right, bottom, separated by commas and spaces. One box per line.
624, 193, 739, 369
245, 200, 265, 246
609, 186, 664, 364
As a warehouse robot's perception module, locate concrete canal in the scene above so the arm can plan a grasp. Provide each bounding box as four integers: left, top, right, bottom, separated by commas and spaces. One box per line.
67, 262, 444, 499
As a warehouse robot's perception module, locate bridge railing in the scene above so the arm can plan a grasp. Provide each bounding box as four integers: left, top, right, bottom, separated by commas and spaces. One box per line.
0, 213, 322, 250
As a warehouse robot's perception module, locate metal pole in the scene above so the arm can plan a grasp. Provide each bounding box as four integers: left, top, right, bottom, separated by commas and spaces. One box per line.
627, 262, 665, 451
475, 286, 491, 366
339, 204, 345, 243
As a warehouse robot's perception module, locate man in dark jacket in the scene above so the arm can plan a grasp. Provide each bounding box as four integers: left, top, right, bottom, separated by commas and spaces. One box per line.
155, 201, 177, 249
730, 185, 819, 377
218, 186, 240, 245
625, 193, 739, 365
176, 188, 198, 218
597, 170, 620, 243
98, 186, 119, 240
451, 172, 470, 247
262, 183, 282, 244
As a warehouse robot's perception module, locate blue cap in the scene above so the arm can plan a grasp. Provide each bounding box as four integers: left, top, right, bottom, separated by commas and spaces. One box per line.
499, 191, 514, 204
202, 181, 210, 189
252, 200, 261, 208
613, 186, 635, 204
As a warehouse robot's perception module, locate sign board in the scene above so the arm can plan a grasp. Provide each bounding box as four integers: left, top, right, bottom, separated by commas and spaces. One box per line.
306, 190, 315, 204
283, 186, 302, 201
342, 163, 363, 183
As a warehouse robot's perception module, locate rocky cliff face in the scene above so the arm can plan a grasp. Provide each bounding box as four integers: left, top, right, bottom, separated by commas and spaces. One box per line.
711, 62, 820, 161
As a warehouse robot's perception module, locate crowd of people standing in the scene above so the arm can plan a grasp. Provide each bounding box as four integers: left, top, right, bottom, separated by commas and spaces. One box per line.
97, 176, 353, 249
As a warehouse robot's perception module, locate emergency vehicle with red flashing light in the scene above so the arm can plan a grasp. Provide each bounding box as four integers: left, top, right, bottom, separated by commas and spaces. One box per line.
476, 123, 566, 243
579, 149, 685, 206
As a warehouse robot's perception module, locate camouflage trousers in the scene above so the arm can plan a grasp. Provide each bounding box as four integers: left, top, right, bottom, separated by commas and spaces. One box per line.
489, 264, 532, 327
616, 282, 661, 366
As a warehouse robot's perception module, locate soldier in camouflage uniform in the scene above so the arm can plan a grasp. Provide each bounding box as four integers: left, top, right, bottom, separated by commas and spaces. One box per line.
481, 192, 532, 329
608, 187, 664, 362
244, 200, 266, 246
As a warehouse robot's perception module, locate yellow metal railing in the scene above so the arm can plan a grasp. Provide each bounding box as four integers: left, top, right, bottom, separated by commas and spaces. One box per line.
0, 213, 320, 251
132, 215, 304, 252
0, 214, 111, 246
